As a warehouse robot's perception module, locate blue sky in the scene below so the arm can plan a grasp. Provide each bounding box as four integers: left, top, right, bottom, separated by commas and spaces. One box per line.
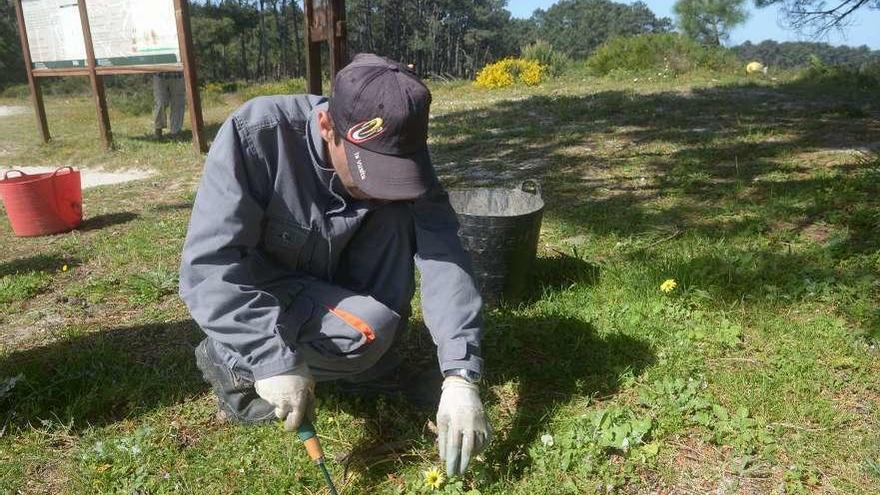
507, 0, 880, 48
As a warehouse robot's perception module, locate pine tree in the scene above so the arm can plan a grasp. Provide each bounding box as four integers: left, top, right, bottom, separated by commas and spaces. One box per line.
673, 0, 748, 46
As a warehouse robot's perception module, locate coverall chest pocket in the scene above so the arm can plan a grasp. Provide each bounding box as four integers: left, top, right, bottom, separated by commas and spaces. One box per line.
263, 220, 313, 270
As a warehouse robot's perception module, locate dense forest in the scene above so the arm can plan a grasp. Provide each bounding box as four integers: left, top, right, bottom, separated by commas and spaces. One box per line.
191, 0, 518, 82
188, 0, 674, 82
0, 0, 878, 89
732, 39, 880, 69
0, 0, 22, 87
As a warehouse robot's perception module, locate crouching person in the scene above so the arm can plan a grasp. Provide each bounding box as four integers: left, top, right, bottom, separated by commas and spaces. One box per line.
178, 54, 491, 476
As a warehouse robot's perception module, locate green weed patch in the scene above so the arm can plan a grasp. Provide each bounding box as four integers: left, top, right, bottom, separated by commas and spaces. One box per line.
1, 72, 879, 493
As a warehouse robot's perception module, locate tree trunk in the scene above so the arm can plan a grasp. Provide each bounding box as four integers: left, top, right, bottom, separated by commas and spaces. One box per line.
258, 0, 268, 79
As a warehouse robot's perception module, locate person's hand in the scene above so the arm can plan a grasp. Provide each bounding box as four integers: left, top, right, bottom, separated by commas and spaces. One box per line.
436, 376, 492, 476
254, 364, 315, 431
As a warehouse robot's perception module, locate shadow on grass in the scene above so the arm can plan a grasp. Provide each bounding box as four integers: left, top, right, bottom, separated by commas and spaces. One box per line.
525, 251, 601, 302
321, 255, 648, 483
179, 122, 224, 145
430, 79, 878, 238
129, 121, 223, 146
0, 320, 206, 431
0, 284, 650, 487
77, 212, 139, 232
468, 252, 600, 308
150, 201, 194, 212
0, 253, 79, 278
430, 79, 880, 316
326, 309, 654, 485
481, 312, 654, 478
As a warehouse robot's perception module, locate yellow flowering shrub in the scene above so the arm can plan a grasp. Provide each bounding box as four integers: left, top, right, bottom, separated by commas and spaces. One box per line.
475, 58, 546, 89
519, 60, 544, 86
475, 61, 515, 88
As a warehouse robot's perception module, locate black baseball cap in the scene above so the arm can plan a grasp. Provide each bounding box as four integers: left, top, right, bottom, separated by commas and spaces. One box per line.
329, 54, 433, 200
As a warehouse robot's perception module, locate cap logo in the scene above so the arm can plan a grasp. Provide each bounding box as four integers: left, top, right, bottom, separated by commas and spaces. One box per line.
347, 117, 385, 144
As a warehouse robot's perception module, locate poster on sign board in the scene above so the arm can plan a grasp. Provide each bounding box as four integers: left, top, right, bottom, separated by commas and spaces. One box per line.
21, 0, 87, 69
22, 0, 180, 69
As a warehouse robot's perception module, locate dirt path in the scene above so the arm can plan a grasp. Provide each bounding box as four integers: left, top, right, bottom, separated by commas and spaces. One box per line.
0, 105, 28, 118
1, 166, 154, 189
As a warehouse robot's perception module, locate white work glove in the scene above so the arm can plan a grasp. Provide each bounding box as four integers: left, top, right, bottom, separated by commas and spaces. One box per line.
254, 364, 315, 432
436, 376, 492, 476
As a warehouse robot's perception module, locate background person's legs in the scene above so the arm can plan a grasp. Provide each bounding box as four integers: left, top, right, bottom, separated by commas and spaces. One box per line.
152, 74, 169, 137
169, 76, 186, 135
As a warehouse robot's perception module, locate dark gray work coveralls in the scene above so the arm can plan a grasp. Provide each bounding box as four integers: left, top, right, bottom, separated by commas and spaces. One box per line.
179, 95, 483, 420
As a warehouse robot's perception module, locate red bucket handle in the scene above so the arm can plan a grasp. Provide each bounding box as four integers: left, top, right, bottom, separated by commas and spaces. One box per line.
3, 170, 26, 180
49, 166, 80, 228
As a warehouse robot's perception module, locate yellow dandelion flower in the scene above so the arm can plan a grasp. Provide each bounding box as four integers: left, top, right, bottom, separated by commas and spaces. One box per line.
62, 264, 69, 272
660, 279, 677, 293
423, 467, 444, 490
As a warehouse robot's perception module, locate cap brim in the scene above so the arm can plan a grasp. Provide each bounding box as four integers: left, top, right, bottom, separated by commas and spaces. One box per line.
342, 141, 432, 200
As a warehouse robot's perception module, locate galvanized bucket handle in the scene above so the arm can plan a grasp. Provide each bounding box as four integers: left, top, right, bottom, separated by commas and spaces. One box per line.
519, 179, 542, 197
3, 170, 26, 181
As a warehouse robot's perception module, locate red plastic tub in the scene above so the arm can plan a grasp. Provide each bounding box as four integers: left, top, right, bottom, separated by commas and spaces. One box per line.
0, 167, 83, 237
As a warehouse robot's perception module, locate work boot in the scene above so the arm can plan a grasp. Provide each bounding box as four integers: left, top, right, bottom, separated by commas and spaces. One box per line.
194, 338, 276, 424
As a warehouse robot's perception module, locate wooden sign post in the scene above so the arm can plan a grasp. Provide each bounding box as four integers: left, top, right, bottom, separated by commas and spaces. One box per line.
77, 0, 112, 150
174, 0, 205, 153
12, 0, 206, 153
11, 0, 49, 143
303, 0, 347, 95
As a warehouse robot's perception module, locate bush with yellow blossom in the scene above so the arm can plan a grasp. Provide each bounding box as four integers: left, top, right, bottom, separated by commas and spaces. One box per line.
475, 58, 546, 89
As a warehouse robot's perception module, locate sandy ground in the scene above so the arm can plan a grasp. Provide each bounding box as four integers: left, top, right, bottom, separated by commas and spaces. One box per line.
1, 166, 153, 189
0, 105, 28, 118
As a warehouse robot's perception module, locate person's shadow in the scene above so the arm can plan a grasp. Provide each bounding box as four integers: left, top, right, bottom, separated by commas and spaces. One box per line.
481, 313, 654, 478
0, 256, 653, 488
324, 310, 655, 486
314, 255, 654, 485
0, 320, 207, 432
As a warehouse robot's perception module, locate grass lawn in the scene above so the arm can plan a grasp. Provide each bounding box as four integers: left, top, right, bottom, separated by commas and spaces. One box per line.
1, 69, 879, 494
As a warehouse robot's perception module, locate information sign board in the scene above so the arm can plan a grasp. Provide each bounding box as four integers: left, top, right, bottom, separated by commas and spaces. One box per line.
13, 0, 205, 152
22, 0, 180, 69
21, 0, 86, 69
89, 0, 180, 67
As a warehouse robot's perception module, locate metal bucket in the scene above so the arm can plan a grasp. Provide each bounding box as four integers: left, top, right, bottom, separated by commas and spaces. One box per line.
449, 180, 544, 305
